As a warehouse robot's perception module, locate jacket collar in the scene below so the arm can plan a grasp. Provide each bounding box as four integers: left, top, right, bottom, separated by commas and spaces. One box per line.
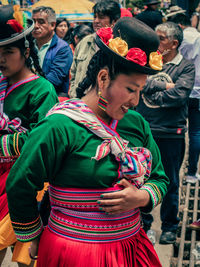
49, 33, 58, 48
166, 52, 183, 65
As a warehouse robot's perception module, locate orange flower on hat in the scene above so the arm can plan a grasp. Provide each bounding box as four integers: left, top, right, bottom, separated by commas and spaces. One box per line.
149, 51, 163, 71
108, 37, 128, 57
13, 5, 23, 28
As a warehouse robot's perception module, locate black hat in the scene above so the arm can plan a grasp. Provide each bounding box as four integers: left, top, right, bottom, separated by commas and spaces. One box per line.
0, 5, 34, 46
95, 17, 162, 75
144, 0, 160, 5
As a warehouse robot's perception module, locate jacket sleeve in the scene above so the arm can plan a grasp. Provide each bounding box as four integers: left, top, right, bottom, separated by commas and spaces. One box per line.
46, 44, 73, 88
6, 115, 69, 242
117, 112, 170, 212
138, 119, 169, 212
142, 62, 195, 108
0, 86, 58, 157
69, 43, 80, 98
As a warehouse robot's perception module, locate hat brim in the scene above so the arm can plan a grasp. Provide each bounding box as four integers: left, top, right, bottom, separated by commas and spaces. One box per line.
144, 1, 160, 5
0, 19, 34, 46
95, 34, 160, 75
165, 10, 186, 18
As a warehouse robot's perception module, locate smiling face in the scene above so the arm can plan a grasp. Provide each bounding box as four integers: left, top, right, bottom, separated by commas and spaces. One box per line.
99, 71, 147, 121
0, 46, 25, 78
56, 21, 69, 39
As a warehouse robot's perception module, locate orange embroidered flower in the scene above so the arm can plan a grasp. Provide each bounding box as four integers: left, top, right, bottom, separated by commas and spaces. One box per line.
108, 37, 128, 57
149, 51, 163, 71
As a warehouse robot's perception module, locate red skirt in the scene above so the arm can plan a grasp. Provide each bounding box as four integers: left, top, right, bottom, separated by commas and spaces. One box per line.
0, 160, 15, 221
37, 227, 162, 267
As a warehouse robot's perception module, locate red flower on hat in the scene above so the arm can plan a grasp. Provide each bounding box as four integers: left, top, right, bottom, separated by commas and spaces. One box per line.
7, 19, 23, 33
126, 48, 147, 66
96, 27, 113, 45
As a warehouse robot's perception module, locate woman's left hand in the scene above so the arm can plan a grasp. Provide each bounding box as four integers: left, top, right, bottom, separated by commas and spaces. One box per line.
97, 179, 150, 215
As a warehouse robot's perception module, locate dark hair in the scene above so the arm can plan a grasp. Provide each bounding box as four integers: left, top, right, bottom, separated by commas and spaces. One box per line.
93, 0, 121, 23
56, 17, 70, 29
7, 34, 44, 77
64, 24, 93, 47
73, 25, 93, 41
170, 13, 191, 26
76, 50, 135, 98
32, 6, 56, 23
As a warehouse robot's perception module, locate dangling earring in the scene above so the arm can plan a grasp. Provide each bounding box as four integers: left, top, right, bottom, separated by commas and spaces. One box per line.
98, 91, 108, 111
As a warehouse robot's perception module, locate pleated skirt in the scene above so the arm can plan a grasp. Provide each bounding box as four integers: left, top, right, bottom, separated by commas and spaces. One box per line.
37, 227, 162, 267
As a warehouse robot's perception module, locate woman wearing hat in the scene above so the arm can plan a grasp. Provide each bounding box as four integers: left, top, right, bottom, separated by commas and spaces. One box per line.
7, 17, 168, 266
0, 4, 58, 266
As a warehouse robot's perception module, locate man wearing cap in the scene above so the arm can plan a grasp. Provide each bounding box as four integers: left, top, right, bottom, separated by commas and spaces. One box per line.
136, 0, 163, 30
32, 6, 73, 96
69, 0, 121, 98
136, 22, 195, 244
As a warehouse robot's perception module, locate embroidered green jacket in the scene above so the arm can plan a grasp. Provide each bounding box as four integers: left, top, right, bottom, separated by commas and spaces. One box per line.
1, 75, 58, 156
7, 109, 169, 242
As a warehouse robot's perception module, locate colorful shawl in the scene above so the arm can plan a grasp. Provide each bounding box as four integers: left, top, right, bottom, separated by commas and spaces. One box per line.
47, 99, 152, 188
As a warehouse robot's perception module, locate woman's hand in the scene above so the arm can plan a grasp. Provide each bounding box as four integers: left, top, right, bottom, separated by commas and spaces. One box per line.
97, 179, 150, 215
29, 237, 40, 260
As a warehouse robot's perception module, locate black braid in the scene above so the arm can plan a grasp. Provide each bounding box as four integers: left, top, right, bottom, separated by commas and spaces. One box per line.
26, 34, 45, 77
76, 49, 133, 99
76, 50, 114, 98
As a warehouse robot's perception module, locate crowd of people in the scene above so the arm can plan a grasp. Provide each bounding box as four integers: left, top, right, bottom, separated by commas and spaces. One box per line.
0, 0, 199, 266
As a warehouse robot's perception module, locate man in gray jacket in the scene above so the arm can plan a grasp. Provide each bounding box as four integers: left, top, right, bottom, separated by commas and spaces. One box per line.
69, 0, 121, 98
136, 22, 195, 244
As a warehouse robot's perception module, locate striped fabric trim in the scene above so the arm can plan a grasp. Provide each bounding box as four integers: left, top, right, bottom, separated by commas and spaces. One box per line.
11, 216, 43, 242
0, 75, 39, 102
0, 77, 7, 102
1, 135, 12, 156
4, 75, 39, 99
48, 185, 141, 243
1, 132, 22, 156
140, 183, 162, 209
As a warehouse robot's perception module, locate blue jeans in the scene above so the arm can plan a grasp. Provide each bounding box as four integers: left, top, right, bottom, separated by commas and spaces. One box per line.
142, 138, 185, 233
187, 98, 200, 176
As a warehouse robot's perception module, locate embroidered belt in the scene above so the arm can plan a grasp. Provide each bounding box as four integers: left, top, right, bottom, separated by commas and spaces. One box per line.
48, 185, 141, 243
